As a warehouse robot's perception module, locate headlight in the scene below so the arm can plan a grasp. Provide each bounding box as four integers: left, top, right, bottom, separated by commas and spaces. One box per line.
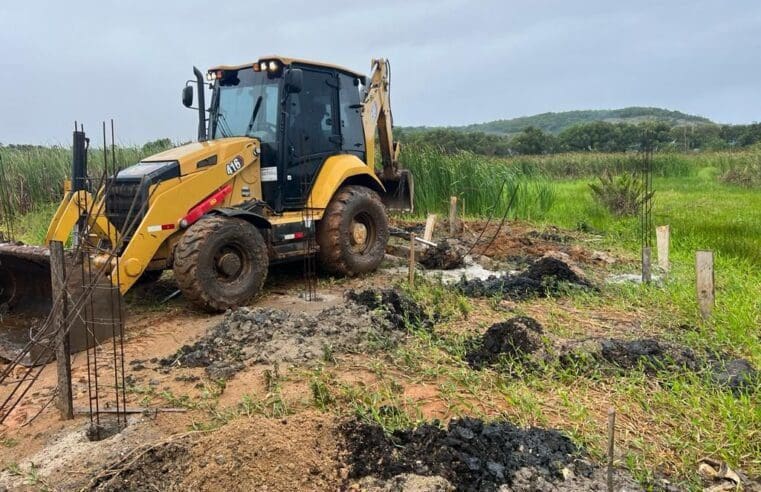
260, 62, 268, 71
268, 60, 278, 71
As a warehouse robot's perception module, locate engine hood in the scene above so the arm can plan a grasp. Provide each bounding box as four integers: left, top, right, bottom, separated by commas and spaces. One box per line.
142, 137, 258, 176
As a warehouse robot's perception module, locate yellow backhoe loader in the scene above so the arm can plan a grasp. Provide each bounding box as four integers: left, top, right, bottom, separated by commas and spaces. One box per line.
0, 56, 413, 363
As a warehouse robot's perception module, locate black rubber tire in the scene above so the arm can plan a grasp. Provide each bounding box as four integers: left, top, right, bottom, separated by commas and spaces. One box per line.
317, 185, 388, 276
173, 216, 268, 312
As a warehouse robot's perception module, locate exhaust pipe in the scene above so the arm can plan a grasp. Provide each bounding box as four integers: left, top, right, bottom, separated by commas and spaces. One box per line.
193, 66, 207, 142
71, 127, 88, 192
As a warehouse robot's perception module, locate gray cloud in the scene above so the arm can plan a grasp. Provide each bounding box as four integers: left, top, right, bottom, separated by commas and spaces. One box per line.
1, 0, 759, 144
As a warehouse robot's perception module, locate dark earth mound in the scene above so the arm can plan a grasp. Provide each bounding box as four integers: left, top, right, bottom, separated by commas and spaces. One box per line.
346, 288, 432, 330
456, 256, 592, 301
465, 317, 544, 369
599, 338, 701, 373
709, 358, 758, 394
418, 239, 466, 270
562, 337, 757, 395
341, 417, 640, 492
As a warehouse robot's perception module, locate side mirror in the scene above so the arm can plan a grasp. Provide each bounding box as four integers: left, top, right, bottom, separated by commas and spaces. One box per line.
284, 68, 303, 94
182, 86, 193, 108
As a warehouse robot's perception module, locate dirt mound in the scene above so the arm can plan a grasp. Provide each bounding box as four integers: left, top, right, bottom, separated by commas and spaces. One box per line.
599, 338, 701, 373
465, 317, 544, 369
91, 440, 192, 491
91, 412, 341, 491
346, 288, 432, 330
710, 358, 758, 394
456, 255, 592, 301
341, 417, 639, 491
419, 239, 466, 270
563, 338, 757, 394
159, 301, 405, 379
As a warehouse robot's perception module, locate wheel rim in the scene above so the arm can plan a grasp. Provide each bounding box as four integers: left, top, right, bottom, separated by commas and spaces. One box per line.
349, 212, 376, 255
213, 243, 250, 283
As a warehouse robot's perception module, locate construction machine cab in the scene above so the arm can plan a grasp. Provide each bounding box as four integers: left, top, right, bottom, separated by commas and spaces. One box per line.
193, 58, 370, 213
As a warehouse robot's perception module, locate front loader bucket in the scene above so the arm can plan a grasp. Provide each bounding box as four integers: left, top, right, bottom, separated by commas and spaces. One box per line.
0, 243, 123, 366
380, 169, 415, 213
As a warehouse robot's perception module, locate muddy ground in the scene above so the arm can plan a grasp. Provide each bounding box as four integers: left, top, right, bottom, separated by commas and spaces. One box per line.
0, 220, 756, 491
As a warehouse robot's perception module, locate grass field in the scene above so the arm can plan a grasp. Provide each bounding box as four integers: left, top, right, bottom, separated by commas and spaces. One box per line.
388, 174, 760, 488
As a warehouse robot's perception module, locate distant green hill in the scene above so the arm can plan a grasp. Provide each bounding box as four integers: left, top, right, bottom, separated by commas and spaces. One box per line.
403, 107, 714, 136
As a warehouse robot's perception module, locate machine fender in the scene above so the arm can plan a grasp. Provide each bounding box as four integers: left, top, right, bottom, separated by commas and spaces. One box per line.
307, 154, 385, 209
208, 208, 272, 229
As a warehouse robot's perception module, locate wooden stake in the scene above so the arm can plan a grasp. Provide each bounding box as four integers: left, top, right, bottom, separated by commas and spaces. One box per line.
696, 250, 714, 319
641, 246, 652, 283
50, 241, 73, 420
607, 407, 616, 492
656, 225, 670, 272
449, 196, 458, 236
408, 233, 416, 287
423, 214, 437, 242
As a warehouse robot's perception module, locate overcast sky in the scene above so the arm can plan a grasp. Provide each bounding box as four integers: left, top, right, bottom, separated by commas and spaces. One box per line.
2, 0, 760, 144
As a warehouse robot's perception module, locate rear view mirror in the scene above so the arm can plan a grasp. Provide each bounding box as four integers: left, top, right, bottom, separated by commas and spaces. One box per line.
285, 69, 303, 94
182, 86, 193, 108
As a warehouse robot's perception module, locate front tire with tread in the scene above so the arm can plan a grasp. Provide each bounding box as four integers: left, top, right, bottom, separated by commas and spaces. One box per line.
173, 216, 268, 312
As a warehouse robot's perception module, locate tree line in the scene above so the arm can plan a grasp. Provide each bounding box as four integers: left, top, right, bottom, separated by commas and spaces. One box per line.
397, 121, 761, 156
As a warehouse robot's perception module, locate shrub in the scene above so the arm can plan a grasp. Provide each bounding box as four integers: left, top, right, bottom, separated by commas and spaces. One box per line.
588, 171, 654, 216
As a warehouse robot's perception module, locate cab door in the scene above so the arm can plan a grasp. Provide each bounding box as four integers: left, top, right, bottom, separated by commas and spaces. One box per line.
282, 68, 340, 209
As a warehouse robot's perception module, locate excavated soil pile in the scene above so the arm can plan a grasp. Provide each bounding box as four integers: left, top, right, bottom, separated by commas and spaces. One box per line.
91, 412, 342, 491
599, 338, 700, 372
709, 358, 758, 394
456, 256, 592, 301
465, 317, 544, 369
346, 288, 433, 330
91, 441, 192, 491
564, 338, 757, 394
341, 417, 641, 492
418, 239, 467, 270
159, 301, 406, 379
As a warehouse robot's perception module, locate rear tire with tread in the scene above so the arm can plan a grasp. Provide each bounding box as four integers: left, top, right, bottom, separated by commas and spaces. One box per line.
173, 216, 268, 312
317, 185, 388, 276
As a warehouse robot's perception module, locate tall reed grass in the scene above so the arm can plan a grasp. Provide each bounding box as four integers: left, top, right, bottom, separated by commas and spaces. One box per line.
0, 146, 150, 214
401, 146, 556, 219
495, 149, 761, 179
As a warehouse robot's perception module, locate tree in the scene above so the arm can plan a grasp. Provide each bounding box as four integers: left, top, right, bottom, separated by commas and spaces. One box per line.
509, 127, 556, 155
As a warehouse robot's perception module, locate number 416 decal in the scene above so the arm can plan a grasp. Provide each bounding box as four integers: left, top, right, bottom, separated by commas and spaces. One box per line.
226, 156, 244, 175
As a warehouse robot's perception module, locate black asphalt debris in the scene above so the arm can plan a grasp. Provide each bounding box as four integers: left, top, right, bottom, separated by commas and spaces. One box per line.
341, 417, 641, 492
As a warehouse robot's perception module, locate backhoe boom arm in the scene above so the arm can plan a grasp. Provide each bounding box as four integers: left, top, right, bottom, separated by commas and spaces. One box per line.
362, 58, 401, 179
